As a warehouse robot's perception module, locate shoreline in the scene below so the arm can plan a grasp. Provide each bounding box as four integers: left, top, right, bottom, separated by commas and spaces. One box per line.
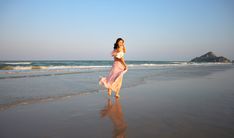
1, 65, 233, 111
0, 67, 233, 111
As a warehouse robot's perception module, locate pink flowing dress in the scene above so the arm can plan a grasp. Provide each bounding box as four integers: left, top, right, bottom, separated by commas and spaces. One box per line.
99, 50, 127, 92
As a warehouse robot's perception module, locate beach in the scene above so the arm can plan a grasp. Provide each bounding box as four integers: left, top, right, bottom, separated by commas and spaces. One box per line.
1, 0, 234, 137
0, 62, 234, 138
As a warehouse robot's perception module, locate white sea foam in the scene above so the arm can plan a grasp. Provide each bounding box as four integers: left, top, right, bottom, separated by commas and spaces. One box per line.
47, 65, 111, 70
1, 65, 112, 71
4, 62, 32, 65
0, 62, 232, 71
128, 62, 188, 67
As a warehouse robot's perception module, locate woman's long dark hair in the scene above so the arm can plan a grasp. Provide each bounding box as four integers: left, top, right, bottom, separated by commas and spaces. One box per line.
114, 38, 124, 50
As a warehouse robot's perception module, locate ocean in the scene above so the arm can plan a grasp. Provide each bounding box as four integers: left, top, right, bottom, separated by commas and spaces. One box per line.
0, 60, 233, 111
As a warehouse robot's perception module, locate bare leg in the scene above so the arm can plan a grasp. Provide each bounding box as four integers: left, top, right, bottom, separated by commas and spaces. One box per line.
115, 89, 120, 98
115, 77, 122, 98
108, 88, 112, 96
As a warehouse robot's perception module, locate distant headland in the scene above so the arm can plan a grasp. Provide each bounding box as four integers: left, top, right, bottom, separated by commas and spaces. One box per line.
190, 51, 231, 63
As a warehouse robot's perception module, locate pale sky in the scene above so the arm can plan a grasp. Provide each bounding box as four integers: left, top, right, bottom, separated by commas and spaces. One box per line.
0, 0, 234, 61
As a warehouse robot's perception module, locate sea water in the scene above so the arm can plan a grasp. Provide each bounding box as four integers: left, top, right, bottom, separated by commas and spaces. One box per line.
0, 60, 233, 110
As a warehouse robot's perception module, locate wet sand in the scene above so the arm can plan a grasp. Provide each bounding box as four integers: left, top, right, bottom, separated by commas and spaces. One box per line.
0, 68, 234, 138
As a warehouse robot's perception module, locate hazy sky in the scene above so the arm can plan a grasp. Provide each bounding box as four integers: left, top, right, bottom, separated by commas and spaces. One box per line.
0, 0, 233, 61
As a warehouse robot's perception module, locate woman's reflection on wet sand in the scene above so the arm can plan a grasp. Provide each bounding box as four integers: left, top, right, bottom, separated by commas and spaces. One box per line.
100, 98, 127, 138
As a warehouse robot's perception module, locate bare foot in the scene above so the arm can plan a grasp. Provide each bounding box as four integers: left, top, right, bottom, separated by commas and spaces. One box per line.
115, 94, 120, 98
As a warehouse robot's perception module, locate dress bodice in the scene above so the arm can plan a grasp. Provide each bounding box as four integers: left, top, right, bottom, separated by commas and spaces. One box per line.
116, 51, 124, 59
112, 50, 124, 59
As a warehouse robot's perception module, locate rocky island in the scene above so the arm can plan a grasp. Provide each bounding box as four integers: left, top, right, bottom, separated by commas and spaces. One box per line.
191, 51, 231, 63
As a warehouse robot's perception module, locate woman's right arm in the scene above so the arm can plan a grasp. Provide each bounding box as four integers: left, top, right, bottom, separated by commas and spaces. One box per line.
123, 45, 126, 53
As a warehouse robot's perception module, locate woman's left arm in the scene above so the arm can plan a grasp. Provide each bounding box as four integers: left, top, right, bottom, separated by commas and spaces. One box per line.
119, 57, 128, 70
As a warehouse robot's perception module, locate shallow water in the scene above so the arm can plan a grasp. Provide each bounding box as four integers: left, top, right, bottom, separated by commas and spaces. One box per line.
0, 61, 233, 111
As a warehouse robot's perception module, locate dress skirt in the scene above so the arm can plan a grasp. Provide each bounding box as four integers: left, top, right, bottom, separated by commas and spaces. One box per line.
99, 60, 127, 92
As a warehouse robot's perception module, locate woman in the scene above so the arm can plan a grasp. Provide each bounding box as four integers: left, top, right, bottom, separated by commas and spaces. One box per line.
99, 38, 128, 98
